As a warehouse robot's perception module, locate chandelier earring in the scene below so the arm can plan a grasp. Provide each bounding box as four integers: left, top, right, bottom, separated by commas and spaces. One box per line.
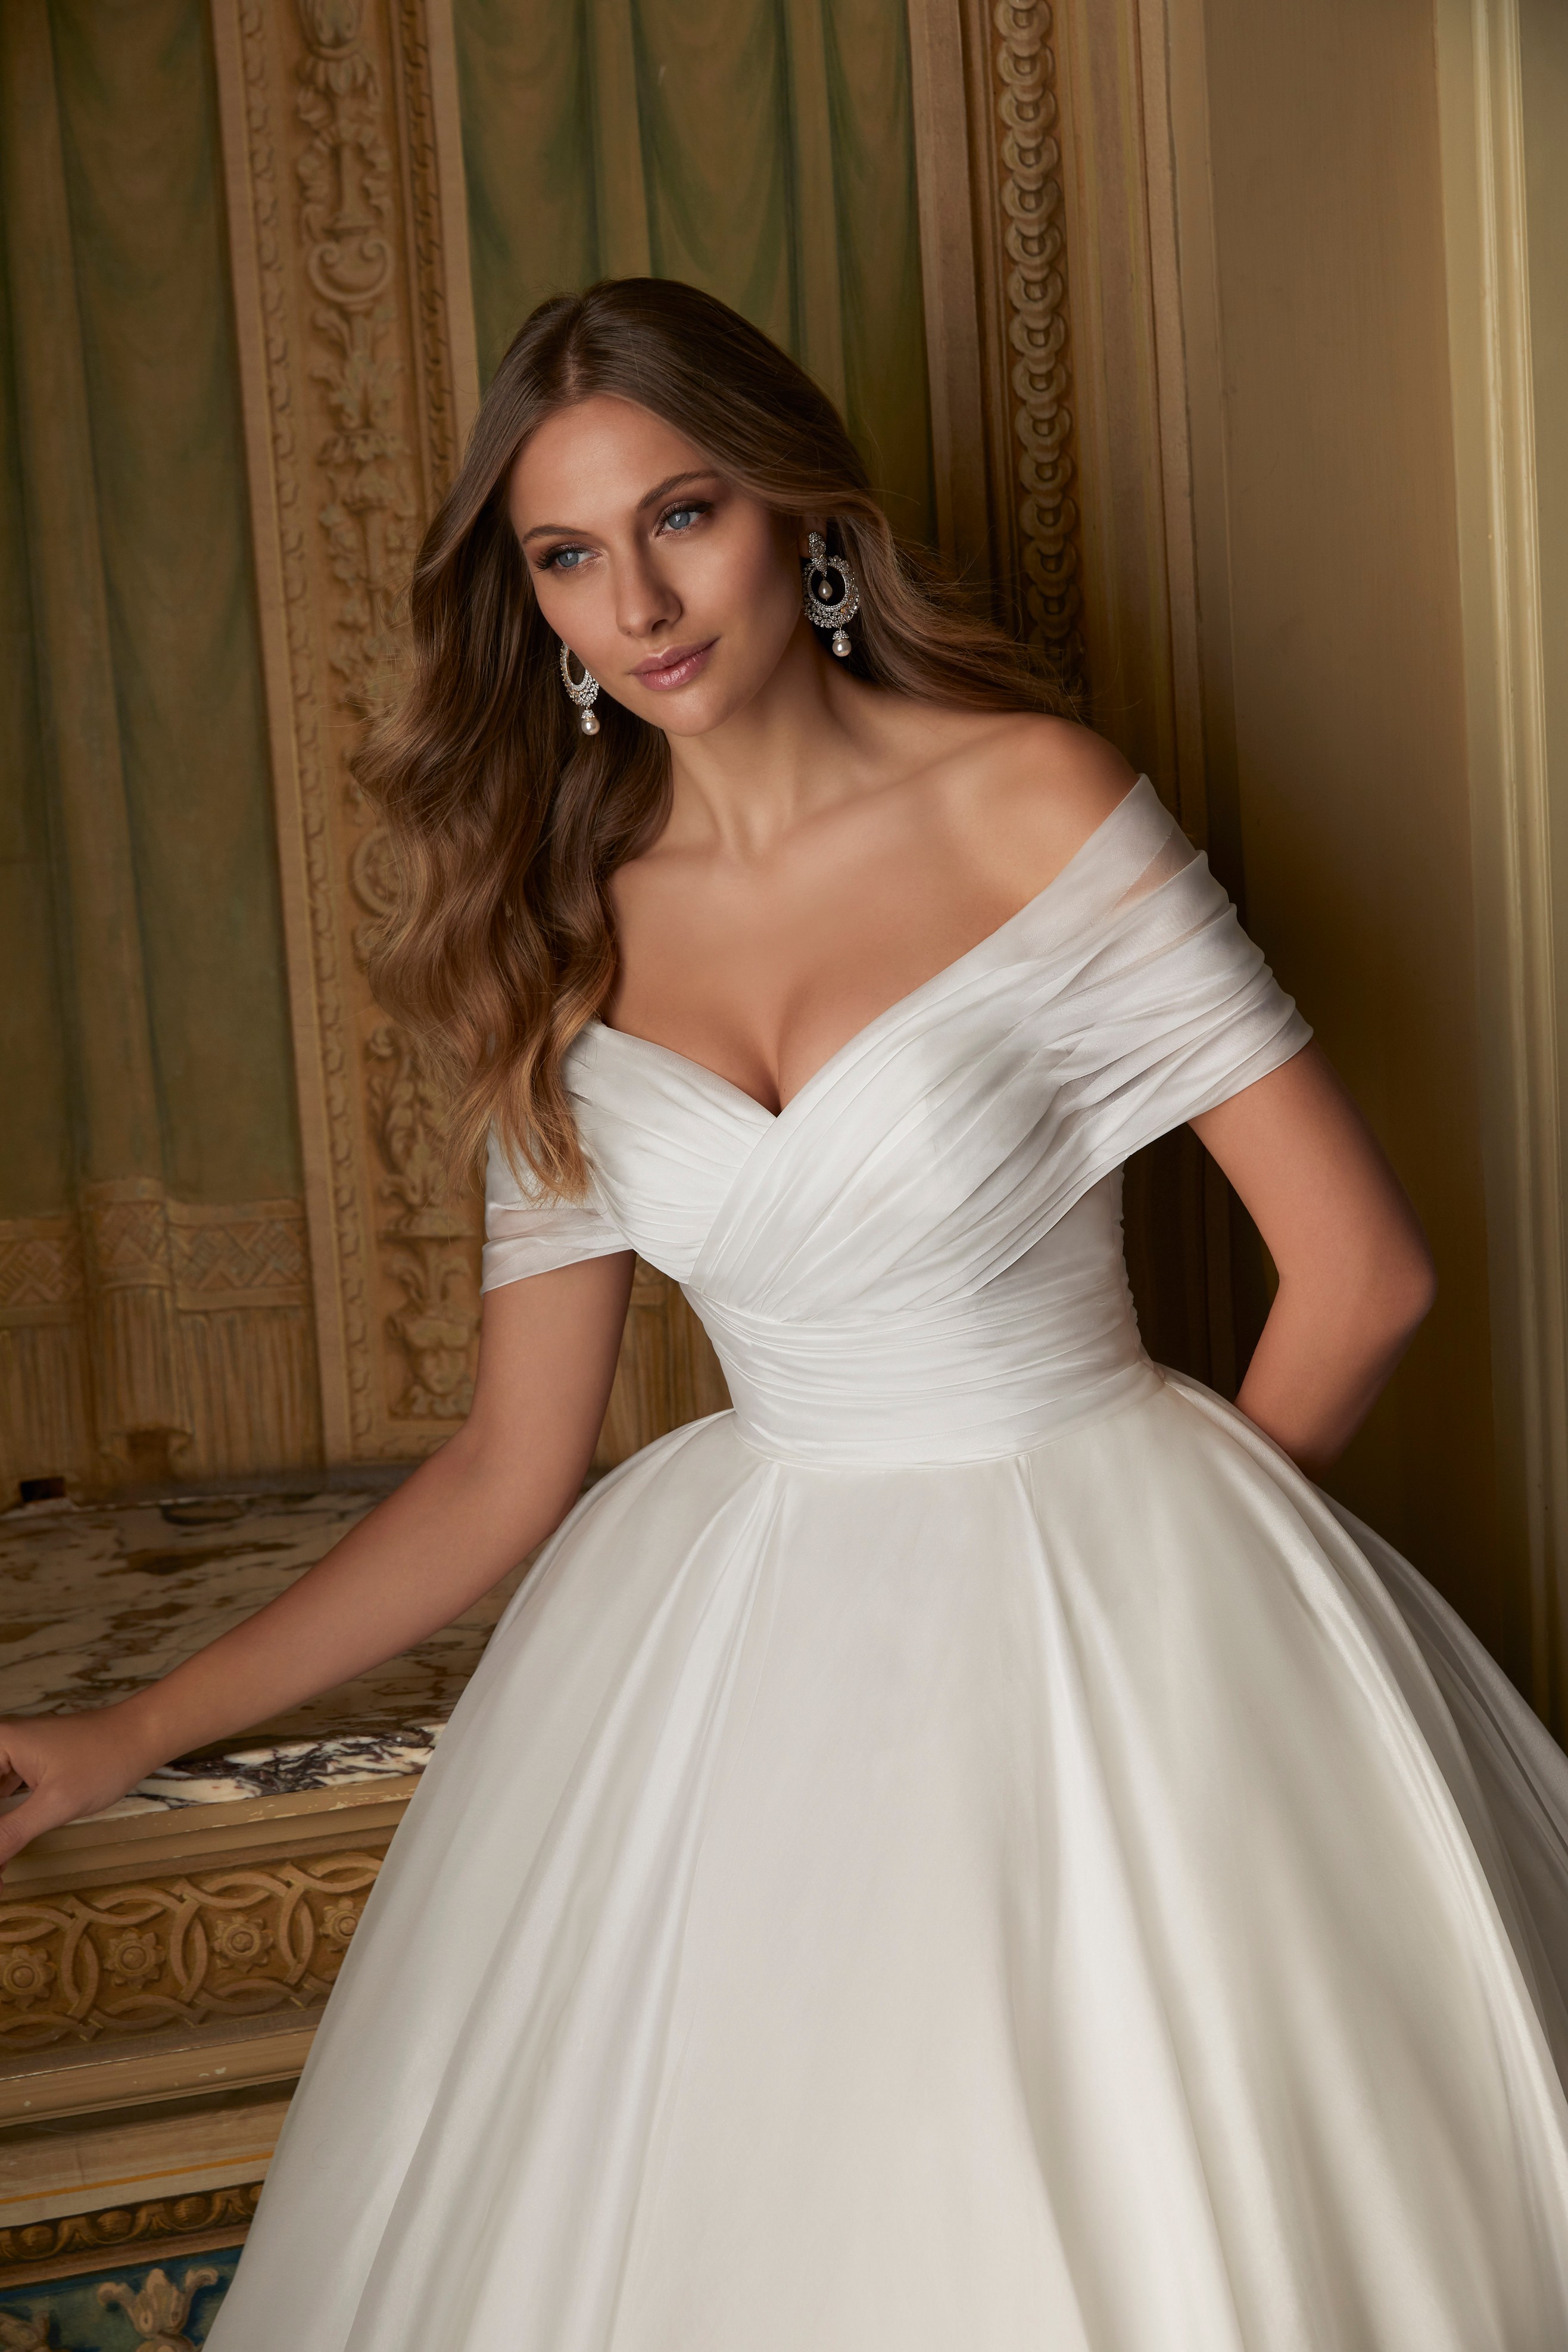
558, 641, 601, 735
801, 529, 861, 658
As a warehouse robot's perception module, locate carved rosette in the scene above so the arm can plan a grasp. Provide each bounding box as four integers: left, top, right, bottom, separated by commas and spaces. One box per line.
216, 0, 481, 1459
989, 1, 1083, 694
0, 1854, 379, 2054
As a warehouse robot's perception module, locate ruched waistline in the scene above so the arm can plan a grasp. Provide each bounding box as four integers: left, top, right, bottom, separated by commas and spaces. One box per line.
684, 1261, 1159, 1469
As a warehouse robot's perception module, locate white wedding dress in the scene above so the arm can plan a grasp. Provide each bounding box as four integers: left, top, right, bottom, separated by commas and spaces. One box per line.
211, 780, 1568, 2351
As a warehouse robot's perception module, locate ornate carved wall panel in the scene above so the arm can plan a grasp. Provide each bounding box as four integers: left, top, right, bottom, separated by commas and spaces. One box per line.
0, 1851, 377, 2057
211, 0, 482, 1465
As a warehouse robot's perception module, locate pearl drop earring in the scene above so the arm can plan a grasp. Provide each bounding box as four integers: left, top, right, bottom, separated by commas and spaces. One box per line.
558, 641, 601, 734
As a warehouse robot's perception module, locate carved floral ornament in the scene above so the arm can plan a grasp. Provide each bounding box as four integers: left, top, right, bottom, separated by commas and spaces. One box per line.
0, 1855, 377, 2052
0, 2267, 218, 2352
98, 2266, 219, 2352
271, 0, 481, 1439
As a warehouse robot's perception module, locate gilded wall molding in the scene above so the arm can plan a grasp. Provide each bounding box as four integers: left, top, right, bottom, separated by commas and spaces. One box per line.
0, 2189, 260, 2288
213, 0, 481, 1462
987, 1, 1082, 693
905, 2, 1083, 686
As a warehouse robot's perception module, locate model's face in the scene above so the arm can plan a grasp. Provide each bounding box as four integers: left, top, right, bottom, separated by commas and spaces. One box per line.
508, 394, 808, 737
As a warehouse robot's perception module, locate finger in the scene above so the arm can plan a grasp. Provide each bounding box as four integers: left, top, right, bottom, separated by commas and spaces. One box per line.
0, 1790, 66, 1873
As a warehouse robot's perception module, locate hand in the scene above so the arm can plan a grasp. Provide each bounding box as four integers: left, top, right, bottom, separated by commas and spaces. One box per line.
0, 1706, 163, 1879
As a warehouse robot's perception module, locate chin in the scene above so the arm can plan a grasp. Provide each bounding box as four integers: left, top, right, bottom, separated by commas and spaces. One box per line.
651, 701, 734, 739
630, 680, 750, 737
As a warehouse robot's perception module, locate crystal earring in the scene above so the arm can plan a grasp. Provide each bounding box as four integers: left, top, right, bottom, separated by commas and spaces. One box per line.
801, 529, 860, 657
559, 641, 601, 735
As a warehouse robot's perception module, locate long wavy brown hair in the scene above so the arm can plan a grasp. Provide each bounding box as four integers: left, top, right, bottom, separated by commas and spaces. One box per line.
359, 277, 1070, 1200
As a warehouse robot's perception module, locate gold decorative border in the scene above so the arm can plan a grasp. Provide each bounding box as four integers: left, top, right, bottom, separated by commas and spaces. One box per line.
1, 1853, 380, 2054
229, 0, 376, 1461
219, 1, 482, 1463
0, 2184, 260, 2286
989, 0, 1083, 693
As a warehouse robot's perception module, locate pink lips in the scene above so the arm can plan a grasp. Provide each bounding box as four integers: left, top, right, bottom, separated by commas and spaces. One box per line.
631, 640, 715, 691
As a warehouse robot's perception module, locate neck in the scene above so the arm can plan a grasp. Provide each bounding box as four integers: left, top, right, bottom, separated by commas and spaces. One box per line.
660, 624, 877, 863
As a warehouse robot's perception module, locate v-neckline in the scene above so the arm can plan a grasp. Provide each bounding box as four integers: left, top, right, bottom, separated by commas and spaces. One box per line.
587, 779, 1154, 1128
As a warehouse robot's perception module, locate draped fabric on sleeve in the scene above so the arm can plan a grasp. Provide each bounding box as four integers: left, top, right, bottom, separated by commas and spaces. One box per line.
481, 1129, 627, 1291
1049, 811, 1313, 1175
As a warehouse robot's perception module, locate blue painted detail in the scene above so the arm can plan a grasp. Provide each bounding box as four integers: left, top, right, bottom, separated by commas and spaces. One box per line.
0, 2243, 243, 2348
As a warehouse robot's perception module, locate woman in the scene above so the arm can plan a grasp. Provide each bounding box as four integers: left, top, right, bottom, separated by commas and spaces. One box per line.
5, 279, 1568, 2350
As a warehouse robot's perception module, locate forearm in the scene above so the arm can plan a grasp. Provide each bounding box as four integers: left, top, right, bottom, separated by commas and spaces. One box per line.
110, 1432, 578, 1775
1191, 1047, 1436, 1476
0, 1257, 632, 1869
1234, 1266, 1430, 1476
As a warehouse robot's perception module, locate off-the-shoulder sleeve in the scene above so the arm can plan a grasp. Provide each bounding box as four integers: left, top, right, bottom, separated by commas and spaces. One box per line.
481, 1128, 628, 1292
1045, 828, 1313, 1179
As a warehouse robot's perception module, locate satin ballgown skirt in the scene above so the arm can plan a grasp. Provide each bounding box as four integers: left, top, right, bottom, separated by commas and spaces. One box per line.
210, 783, 1568, 2351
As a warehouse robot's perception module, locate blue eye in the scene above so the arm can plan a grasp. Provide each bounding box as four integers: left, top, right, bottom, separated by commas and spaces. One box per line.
545, 545, 590, 571
661, 503, 706, 533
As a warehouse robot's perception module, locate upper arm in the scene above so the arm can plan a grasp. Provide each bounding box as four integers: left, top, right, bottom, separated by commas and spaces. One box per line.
471, 1123, 638, 1510
461, 1251, 636, 1515
1190, 1042, 1435, 1311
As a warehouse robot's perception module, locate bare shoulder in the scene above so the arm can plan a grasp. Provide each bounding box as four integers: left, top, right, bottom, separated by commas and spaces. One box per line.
915, 711, 1141, 899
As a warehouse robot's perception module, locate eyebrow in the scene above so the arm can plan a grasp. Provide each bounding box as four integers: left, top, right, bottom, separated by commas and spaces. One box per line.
518, 469, 718, 546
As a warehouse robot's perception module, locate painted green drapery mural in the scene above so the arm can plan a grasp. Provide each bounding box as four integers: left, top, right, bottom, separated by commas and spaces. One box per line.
0, 0, 314, 1496
453, 0, 936, 546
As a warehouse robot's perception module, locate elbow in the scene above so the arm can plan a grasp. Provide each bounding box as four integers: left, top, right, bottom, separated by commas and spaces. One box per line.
1381, 1228, 1437, 1346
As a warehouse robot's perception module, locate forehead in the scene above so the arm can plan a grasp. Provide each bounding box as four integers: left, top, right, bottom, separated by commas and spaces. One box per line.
507, 394, 713, 527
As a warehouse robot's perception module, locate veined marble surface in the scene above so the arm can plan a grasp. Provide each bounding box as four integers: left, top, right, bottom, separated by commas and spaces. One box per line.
102, 1719, 450, 1816
0, 1483, 534, 1813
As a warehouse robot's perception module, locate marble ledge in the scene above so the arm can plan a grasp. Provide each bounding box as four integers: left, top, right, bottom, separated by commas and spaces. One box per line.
101, 1719, 448, 1816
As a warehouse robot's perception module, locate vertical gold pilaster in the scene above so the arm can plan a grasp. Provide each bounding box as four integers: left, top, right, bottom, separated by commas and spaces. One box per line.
906, 1, 1083, 681
212, 0, 483, 1465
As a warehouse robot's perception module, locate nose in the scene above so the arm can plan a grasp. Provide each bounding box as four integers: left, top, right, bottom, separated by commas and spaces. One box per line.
613, 541, 681, 643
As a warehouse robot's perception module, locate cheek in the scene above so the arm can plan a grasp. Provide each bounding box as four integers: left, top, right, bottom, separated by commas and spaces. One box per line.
698, 518, 799, 639
531, 567, 613, 663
